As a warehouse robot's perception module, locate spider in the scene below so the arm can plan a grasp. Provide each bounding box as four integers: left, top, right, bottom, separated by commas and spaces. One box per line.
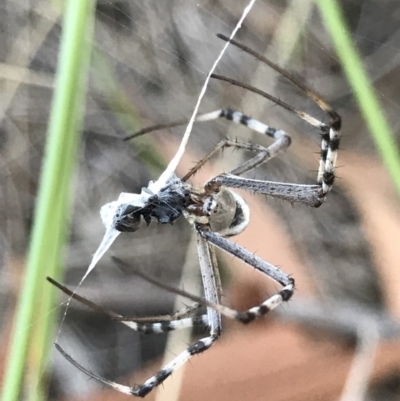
49, 34, 341, 397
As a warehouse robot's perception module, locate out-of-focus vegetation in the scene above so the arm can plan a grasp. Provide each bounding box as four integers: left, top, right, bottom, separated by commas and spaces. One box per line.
0, 1, 400, 401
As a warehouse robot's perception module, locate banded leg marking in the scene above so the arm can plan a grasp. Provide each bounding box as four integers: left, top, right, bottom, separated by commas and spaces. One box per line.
55, 335, 218, 398
182, 108, 291, 180
52, 239, 224, 398
197, 227, 294, 323
47, 277, 208, 334
111, 238, 295, 326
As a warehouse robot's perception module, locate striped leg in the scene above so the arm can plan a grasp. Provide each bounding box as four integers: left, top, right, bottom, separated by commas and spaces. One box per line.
120, 315, 208, 335
180, 114, 291, 181
126, 94, 339, 202
198, 227, 294, 323
114, 231, 294, 325
55, 333, 216, 397
202, 63, 341, 208
47, 277, 208, 334
211, 75, 341, 202
51, 237, 223, 397
125, 108, 291, 182
115, 302, 202, 322
126, 38, 341, 201
215, 34, 342, 197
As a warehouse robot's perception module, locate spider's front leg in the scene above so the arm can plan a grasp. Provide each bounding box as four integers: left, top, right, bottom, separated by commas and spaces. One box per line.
206, 173, 325, 207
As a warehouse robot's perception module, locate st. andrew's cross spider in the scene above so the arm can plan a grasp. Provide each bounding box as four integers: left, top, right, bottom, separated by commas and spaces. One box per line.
49, 34, 341, 397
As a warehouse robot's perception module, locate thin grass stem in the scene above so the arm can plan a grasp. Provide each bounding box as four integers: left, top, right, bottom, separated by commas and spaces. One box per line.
0, 1, 95, 401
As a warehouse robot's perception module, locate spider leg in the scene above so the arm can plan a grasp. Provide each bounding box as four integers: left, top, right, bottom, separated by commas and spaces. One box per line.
55, 327, 216, 398
116, 231, 294, 325
215, 34, 341, 190
197, 235, 222, 332
211, 74, 341, 199
114, 302, 201, 323
182, 120, 291, 181
198, 226, 294, 323
124, 110, 222, 140
216, 34, 333, 113
47, 277, 207, 334
125, 108, 291, 181
53, 240, 222, 397
127, 37, 340, 200
207, 173, 324, 207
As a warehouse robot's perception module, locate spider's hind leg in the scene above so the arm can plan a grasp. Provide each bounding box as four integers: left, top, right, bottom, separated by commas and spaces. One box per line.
115, 231, 295, 326
197, 226, 295, 324
47, 277, 207, 334
55, 330, 218, 397
50, 237, 224, 398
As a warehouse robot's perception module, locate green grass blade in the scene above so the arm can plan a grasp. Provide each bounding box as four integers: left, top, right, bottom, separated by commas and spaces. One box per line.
26, 7, 96, 401
315, 0, 400, 197
1, 1, 95, 401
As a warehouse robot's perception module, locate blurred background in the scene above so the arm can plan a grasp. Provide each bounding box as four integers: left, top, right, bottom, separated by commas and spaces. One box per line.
1, 0, 400, 400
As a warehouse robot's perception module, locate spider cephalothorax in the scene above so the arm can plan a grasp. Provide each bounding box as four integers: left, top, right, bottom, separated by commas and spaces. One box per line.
184, 185, 250, 237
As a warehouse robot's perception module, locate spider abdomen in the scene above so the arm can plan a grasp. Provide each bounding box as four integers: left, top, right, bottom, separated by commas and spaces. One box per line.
209, 189, 250, 237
